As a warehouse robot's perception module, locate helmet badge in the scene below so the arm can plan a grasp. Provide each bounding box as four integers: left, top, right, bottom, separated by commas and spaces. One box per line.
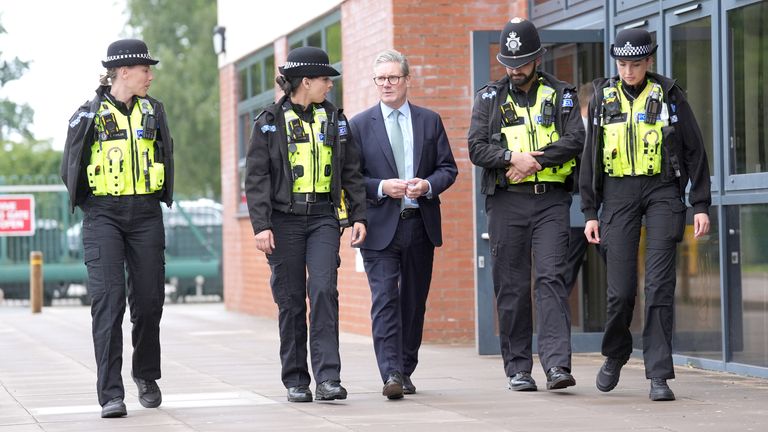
506, 31, 522, 54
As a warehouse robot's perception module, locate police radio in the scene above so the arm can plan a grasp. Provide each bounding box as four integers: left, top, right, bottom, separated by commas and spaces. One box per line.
540, 97, 555, 127
141, 114, 157, 140
499, 102, 518, 127
323, 110, 338, 147
644, 86, 662, 125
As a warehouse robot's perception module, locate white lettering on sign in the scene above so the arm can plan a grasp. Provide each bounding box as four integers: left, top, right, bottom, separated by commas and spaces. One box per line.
0, 195, 36, 236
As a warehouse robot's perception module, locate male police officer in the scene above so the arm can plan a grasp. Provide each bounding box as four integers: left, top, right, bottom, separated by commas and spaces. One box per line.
468, 18, 584, 392
61, 39, 173, 418
580, 29, 711, 401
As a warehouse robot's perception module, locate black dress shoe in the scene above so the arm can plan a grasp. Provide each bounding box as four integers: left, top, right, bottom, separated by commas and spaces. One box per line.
101, 397, 127, 418
649, 378, 676, 401
133, 376, 162, 408
596, 357, 627, 392
287, 385, 313, 402
546, 366, 576, 390
507, 372, 537, 391
383, 372, 404, 399
315, 380, 347, 401
402, 374, 416, 395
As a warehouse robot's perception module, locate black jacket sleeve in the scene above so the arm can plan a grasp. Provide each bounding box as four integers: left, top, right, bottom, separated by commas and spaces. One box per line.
468, 84, 508, 169
339, 114, 367, 225
535, 87, 585, 168
671, 86, 711, 215
579, 85, 603, 221
245, 111, 274, 234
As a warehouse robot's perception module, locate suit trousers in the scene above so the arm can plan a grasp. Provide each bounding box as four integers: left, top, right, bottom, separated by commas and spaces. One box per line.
599, 176, 686, 379
362, 214, 435, 382
81, 195, 165, 406
486, 188, 572, 376
267, 211, 342, 388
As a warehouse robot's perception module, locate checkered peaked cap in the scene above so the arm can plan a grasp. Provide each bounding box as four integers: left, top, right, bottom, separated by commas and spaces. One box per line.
102, 39, 159, 68
610, 29, 658, 60
278, 46, 340, 78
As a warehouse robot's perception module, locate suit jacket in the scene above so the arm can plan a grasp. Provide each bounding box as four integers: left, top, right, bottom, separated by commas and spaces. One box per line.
350, 102, 457, 251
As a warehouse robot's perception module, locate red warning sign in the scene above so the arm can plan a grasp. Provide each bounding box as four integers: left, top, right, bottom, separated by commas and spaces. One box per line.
0, 195, 36, 236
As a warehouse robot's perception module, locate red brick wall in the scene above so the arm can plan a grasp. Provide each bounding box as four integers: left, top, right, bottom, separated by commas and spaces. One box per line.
221, 0, 528, 342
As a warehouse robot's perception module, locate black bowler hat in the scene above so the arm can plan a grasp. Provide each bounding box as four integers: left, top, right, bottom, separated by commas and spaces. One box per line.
497, 18, 547, 69
278, 46, 340, 78
610, 29, 658, 60
102, 39, 159, 68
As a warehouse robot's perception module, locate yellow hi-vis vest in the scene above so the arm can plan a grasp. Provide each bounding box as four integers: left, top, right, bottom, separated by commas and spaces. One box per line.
601, 80, 668, 177
87, 98, 164, 196
500, 83, 575, 183
283, 106, 332, 193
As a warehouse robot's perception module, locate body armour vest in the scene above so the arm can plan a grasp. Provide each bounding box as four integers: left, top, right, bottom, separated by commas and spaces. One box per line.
500, 82, 575, 183
601, 80, 668, 177
87, 98, 164, 196
283, 105, 333, 193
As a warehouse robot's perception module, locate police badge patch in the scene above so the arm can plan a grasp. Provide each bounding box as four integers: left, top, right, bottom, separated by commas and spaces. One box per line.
506, 31, 522, 54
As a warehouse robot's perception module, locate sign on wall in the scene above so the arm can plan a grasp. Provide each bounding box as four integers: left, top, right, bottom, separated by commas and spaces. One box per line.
0, 195, 36, 236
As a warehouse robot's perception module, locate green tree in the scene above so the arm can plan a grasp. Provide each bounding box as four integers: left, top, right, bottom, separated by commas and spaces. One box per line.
0, 20, 34, 142
126, 0, 220, 200
0, 140, 61, 182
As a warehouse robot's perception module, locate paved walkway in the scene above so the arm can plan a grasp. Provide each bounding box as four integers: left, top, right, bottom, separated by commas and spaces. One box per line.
0, 303, 766, 432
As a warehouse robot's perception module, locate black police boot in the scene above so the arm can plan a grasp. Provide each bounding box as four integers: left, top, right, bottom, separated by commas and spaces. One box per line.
649, 378, 676, 401
315, 380, 347, 401
287, 385, 313, 402
596, 357, 627, 392
546, 366, 576, 390
133, 376, 162, 408
507, 372, 537, 391
101, 397, 127, 418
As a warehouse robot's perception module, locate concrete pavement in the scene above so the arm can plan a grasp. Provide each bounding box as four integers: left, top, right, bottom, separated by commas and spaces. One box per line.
0, 303, 766, 432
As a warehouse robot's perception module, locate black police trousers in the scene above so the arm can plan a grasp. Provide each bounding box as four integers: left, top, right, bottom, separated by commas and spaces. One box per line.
599, 176, 687, 379
81, 195, 165, 406
486, 187, 572, 376
266, 210, 342, 388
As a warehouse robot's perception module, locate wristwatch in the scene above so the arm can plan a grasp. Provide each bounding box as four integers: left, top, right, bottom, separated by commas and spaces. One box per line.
503, 150, 512, 165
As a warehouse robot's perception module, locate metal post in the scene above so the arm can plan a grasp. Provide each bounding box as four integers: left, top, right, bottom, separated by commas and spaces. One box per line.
30, 251, 43, 313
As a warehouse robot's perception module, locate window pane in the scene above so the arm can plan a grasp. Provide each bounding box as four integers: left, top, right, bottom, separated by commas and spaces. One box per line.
326, 22, 341, 64
307, 30, 322, 49
290, 40, 303, 51
251, 63, 263, 95
729, 3, 768, 174
671, 16, 714, 174
673, 209, 722, 360
730, 204, 768, 367
239, 68, 248, 101
328, 77, 343, 106
265, 55, 275, 91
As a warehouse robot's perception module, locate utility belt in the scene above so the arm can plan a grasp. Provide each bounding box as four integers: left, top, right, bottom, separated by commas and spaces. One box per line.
501, 182, 565, 195
289, 192, 334, 216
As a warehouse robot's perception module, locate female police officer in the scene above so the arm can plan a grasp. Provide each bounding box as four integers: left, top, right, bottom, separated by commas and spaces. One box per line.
580, 29, 711, 401
245, 46, 367, 402
61, 39, 174, 418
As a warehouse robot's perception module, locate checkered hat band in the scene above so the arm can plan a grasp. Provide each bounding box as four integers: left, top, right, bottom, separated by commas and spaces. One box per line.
104, 53, 155, 62
283, 61, 331, 69
612, 43, 652, 57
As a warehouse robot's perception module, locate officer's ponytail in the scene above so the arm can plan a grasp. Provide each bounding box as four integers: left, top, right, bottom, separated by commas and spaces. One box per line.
276, 75, 303, 95
99, 68, 117, 86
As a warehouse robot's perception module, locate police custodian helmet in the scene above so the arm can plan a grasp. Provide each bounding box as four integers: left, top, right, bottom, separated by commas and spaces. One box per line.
610, 29, 658, 60
278, 46, 340, 78
102, 39, 159, 68
497, 17, 547, 69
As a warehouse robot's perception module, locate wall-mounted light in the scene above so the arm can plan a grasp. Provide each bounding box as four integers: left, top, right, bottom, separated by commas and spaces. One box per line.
212, 25, 226, 55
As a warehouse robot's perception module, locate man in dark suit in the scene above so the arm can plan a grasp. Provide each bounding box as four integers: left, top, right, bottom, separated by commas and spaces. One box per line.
349, 49, 457, 400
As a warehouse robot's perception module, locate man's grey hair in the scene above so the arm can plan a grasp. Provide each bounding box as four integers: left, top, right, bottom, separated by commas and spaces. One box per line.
373, 49, 410, 76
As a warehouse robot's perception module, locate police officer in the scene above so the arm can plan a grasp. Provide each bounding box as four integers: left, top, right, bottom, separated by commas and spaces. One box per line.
580, 29, 711, 401
468, 18, 584, 392
61, 39, 174, 418
245, 46, 367, 403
